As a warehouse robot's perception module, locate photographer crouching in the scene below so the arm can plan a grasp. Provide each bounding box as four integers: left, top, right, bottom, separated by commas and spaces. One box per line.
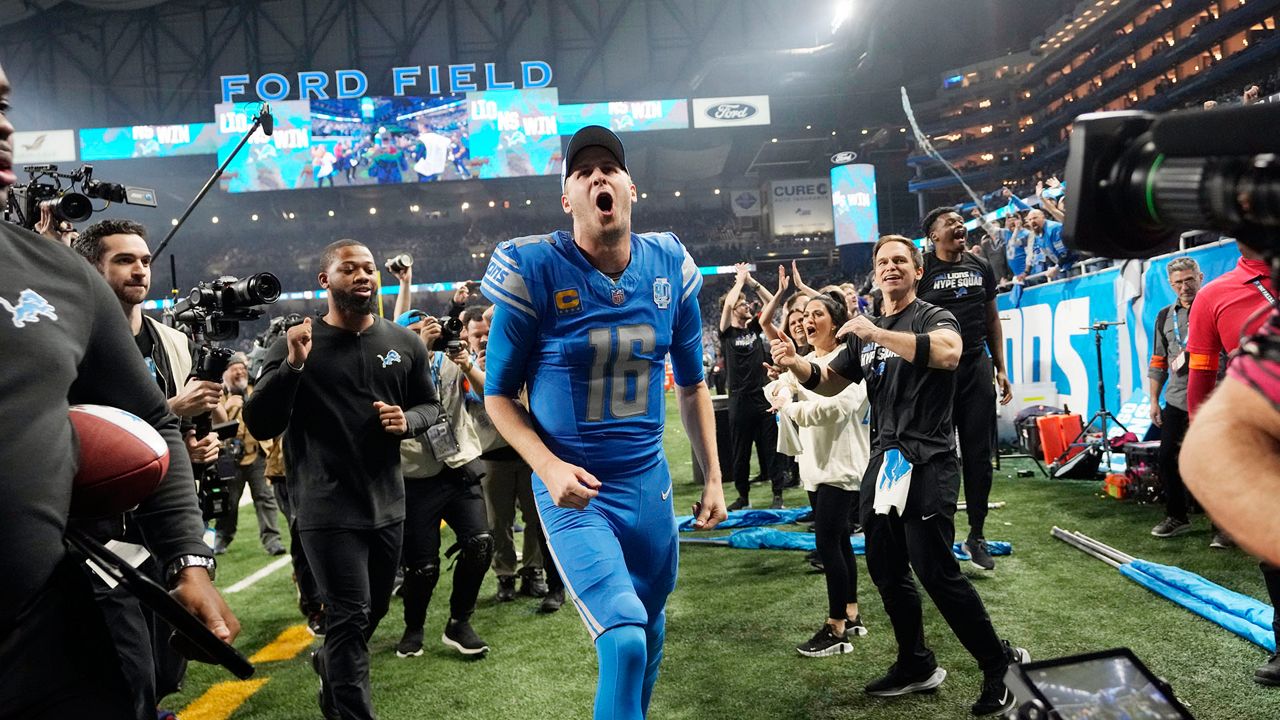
391, 307, 493, 659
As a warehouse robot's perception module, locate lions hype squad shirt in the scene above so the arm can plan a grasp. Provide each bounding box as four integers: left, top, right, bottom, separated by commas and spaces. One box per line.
918, 251, 996, 359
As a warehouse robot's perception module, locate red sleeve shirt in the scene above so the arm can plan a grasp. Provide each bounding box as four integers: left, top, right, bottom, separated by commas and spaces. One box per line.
1186, 256, 1275, 416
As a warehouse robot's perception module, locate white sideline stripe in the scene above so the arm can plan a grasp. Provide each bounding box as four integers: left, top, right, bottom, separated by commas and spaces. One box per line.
224, 556, 292, 594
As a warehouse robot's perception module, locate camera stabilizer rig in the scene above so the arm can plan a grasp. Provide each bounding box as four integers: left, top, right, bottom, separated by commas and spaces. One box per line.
168, 273, 281, 520
5, 163, 157, 230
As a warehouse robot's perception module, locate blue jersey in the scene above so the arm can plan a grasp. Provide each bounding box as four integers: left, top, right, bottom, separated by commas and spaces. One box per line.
482, 230, 705, 476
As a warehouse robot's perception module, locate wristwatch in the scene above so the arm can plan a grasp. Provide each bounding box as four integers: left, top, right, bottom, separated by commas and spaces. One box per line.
166, 554, 217, 587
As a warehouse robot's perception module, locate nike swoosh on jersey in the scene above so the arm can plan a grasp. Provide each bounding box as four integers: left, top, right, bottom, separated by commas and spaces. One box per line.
661, 485, 672, 501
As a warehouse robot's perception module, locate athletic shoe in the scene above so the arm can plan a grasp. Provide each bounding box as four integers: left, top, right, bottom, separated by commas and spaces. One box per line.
442, 619, 490, 656
265, 541, 287, 556
392, 567, 405, 597
519, 568, 549, 598
395, 627, 424, 658
539, 588, 564, 614
1210, 531, 1235, 549
845, 614, 868, 638
213, 539, 230, 555
971, 642, 1030, 716
495, 575, 517, 602
806, 550, 824, 572
1256, 653, 1280, 686
965, 538, 997, 571
796, 624, 853, 658
311, 649, 339, 720
770, 495, 785, 510
727, 496, 750, 512
306, 610, 327, 638
864, 663, 947, 696
1151, 517, 1192, 538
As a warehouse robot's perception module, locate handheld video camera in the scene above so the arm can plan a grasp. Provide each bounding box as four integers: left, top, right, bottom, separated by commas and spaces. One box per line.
433, 314, 465, 353
6, 164, 157, 231
1063, 102, 1280, 261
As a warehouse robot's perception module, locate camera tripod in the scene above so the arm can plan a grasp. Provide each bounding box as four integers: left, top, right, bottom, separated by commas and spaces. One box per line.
1053, 321, 1128, 474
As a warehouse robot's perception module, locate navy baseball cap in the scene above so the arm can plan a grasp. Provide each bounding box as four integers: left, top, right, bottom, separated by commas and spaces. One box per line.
396, 309, 428, 327
561, 125, 627, 189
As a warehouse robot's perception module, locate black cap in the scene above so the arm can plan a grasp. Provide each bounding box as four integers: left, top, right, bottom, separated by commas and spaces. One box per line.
561, 125, 627, 188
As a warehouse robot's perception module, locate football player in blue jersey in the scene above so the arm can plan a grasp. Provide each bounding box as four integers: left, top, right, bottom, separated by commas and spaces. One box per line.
482, 125, 727, 720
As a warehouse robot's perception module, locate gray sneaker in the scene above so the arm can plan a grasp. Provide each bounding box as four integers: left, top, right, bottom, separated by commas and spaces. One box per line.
1151, 517, 1192, 538
965, 538, 996, 571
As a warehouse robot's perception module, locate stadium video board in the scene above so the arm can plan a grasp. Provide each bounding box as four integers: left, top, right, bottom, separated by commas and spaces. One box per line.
80, 123, 221, 161
215, 100, 313, 193
465, 87, 561, 179
309, 95, 471, 186
831, 163, 879, 245
557, 99, 689, 134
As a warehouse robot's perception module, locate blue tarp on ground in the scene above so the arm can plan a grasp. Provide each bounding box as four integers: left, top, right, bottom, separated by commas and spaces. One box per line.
674, 507, 811, 532
681, 527, 1012, 561
1119, 560, 1275, 652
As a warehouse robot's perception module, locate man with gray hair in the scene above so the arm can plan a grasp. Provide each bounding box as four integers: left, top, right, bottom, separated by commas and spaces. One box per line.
1148, 256, 1203, 538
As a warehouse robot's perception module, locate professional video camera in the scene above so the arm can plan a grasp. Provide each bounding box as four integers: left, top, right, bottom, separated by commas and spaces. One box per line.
167, 273, 281, 519
433, 313, 465, 353
1004, 647, 1194, 719
1063, 102, 1280, 262
5, 164, 157, 230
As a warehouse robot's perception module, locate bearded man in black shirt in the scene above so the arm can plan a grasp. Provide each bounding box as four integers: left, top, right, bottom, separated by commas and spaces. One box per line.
771, 235, 1026, 717
245, 239, 444, 720
917, 208, 1013, 571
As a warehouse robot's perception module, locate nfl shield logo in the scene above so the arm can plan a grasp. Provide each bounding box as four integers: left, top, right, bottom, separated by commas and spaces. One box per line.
611, 287, 626, 305
653, 277, 672, 309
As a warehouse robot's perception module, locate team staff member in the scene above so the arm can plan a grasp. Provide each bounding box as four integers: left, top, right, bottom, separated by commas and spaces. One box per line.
917, 208, 1013, 571
484, 126, 726, 719
772, 235, 1027, 716
1147, 258, 1202, 538
720, 263, 784, 510
0, 60, 237, 718
245, 239, 444, 720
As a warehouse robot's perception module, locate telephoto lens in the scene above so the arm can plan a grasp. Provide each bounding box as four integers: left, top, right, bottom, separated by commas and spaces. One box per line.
386, 254, 413, 275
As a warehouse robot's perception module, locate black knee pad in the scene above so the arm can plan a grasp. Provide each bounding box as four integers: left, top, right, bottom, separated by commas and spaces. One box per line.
461, 532, 494, 567
405, 562, 440, 585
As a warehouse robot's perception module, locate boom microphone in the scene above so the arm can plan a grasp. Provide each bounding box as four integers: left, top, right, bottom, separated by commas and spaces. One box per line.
259, 105, 274, 137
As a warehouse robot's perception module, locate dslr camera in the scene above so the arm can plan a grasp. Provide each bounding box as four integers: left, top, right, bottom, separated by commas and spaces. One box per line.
6, 164, 157, 231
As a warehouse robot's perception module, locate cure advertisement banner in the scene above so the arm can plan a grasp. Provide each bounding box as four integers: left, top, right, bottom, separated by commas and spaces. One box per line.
769, 178, 834, 236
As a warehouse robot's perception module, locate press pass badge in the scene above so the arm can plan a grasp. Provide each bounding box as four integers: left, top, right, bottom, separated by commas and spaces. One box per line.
425, 418, 461, 461
873, 448, 913, 516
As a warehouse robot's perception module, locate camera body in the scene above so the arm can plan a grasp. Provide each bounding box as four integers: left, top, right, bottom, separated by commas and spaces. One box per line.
170, 273, 282, 342
6, 164, 157, 230
433, 315, 465, 352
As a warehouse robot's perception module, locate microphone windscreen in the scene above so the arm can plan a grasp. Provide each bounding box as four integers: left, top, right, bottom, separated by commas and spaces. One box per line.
260, 107, 274, 137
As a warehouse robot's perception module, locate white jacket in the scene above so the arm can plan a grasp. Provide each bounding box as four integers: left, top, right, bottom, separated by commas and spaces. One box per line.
765, 350, 871, 493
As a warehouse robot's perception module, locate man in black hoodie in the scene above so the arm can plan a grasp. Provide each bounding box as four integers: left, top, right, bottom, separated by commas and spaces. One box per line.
245, 239, 443, 720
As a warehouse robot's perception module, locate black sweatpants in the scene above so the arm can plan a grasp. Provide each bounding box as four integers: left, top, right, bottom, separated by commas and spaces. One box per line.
954, 353, 997, 540
728, 399, 783, 500
301, 523, 403, 720
1157, 404, 1191, 522
861, 452, 1006, 674
271, 477, 322, 614
809, 485, 859, 620
0, 557, 134, 720
401, 466, 490, 629
1264, 563, 1280, 648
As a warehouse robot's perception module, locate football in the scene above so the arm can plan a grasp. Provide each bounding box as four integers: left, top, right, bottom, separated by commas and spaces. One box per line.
69, 404, 170, 517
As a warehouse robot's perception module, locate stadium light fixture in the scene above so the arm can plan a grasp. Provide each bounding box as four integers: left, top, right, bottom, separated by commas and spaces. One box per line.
211, 216, 219, 224
288, 212, 296, 219
369, 207, 377, 215
488, 200, 496, 208
674, 191, 681, 197
251, 214, 259, 222
861, 129, 869, 135
525, 199, 532, 205
806, 124, 812, 130
327, 210, 335, 217
771, 137, 778, 143
461, 201, 470, 211
640, 193, 647, 199
831, 0, 854, 34
714, 188, 721, 195
170, 218, 178, 226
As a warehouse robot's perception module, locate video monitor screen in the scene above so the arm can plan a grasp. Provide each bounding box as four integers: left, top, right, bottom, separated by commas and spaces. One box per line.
466, 87, 561, 178
1027, 655, 1188, 720
831, 163, 879, 246
215, 100, 313, 193
557, 99, 689, 134
308, 95, 471, 186
80, 123, 221, 161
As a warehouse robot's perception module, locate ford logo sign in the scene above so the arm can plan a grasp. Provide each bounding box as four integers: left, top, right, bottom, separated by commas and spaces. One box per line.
707, 103, 757, 121
830, 151, 857, 165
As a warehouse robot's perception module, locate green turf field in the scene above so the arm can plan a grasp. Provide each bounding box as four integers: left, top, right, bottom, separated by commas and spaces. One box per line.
170, 398, 1280, 719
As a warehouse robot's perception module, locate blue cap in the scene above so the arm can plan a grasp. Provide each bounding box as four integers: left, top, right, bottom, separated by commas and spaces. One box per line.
396, 309, 428, 327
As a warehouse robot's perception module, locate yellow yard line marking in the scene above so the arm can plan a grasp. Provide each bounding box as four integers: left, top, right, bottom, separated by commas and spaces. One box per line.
178, 678, 268, 720
248, 624, 315, 664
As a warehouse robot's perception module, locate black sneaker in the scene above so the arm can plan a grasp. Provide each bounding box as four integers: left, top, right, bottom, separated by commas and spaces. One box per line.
971, 642, 1031, 716
965, 538, 996, 571
806, 550, 824, 572
1210, 531, 1235, 549
864, 662, 947, 697
1256, 653, 1280, 686
796, 624, 852, 658
538, 588, 564, 614
311, 649, 339, 720
495, 575, 517, 602
519, 568, 549, 598
306, 610, 327, 638
396, 627, 424, 658
727, 496, 750, 512
1151, 517, 1192, 538
845, 614, 868, 638
442, 618, 490, 656
770, 495, 785, 510
265, 541, 287, 556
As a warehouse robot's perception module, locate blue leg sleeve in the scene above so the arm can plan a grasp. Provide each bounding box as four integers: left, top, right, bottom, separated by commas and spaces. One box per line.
594, 624, 648, 720
641, 609, 666, 715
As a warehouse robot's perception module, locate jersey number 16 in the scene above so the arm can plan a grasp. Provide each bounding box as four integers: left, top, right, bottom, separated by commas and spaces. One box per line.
586, 324, 656, 422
